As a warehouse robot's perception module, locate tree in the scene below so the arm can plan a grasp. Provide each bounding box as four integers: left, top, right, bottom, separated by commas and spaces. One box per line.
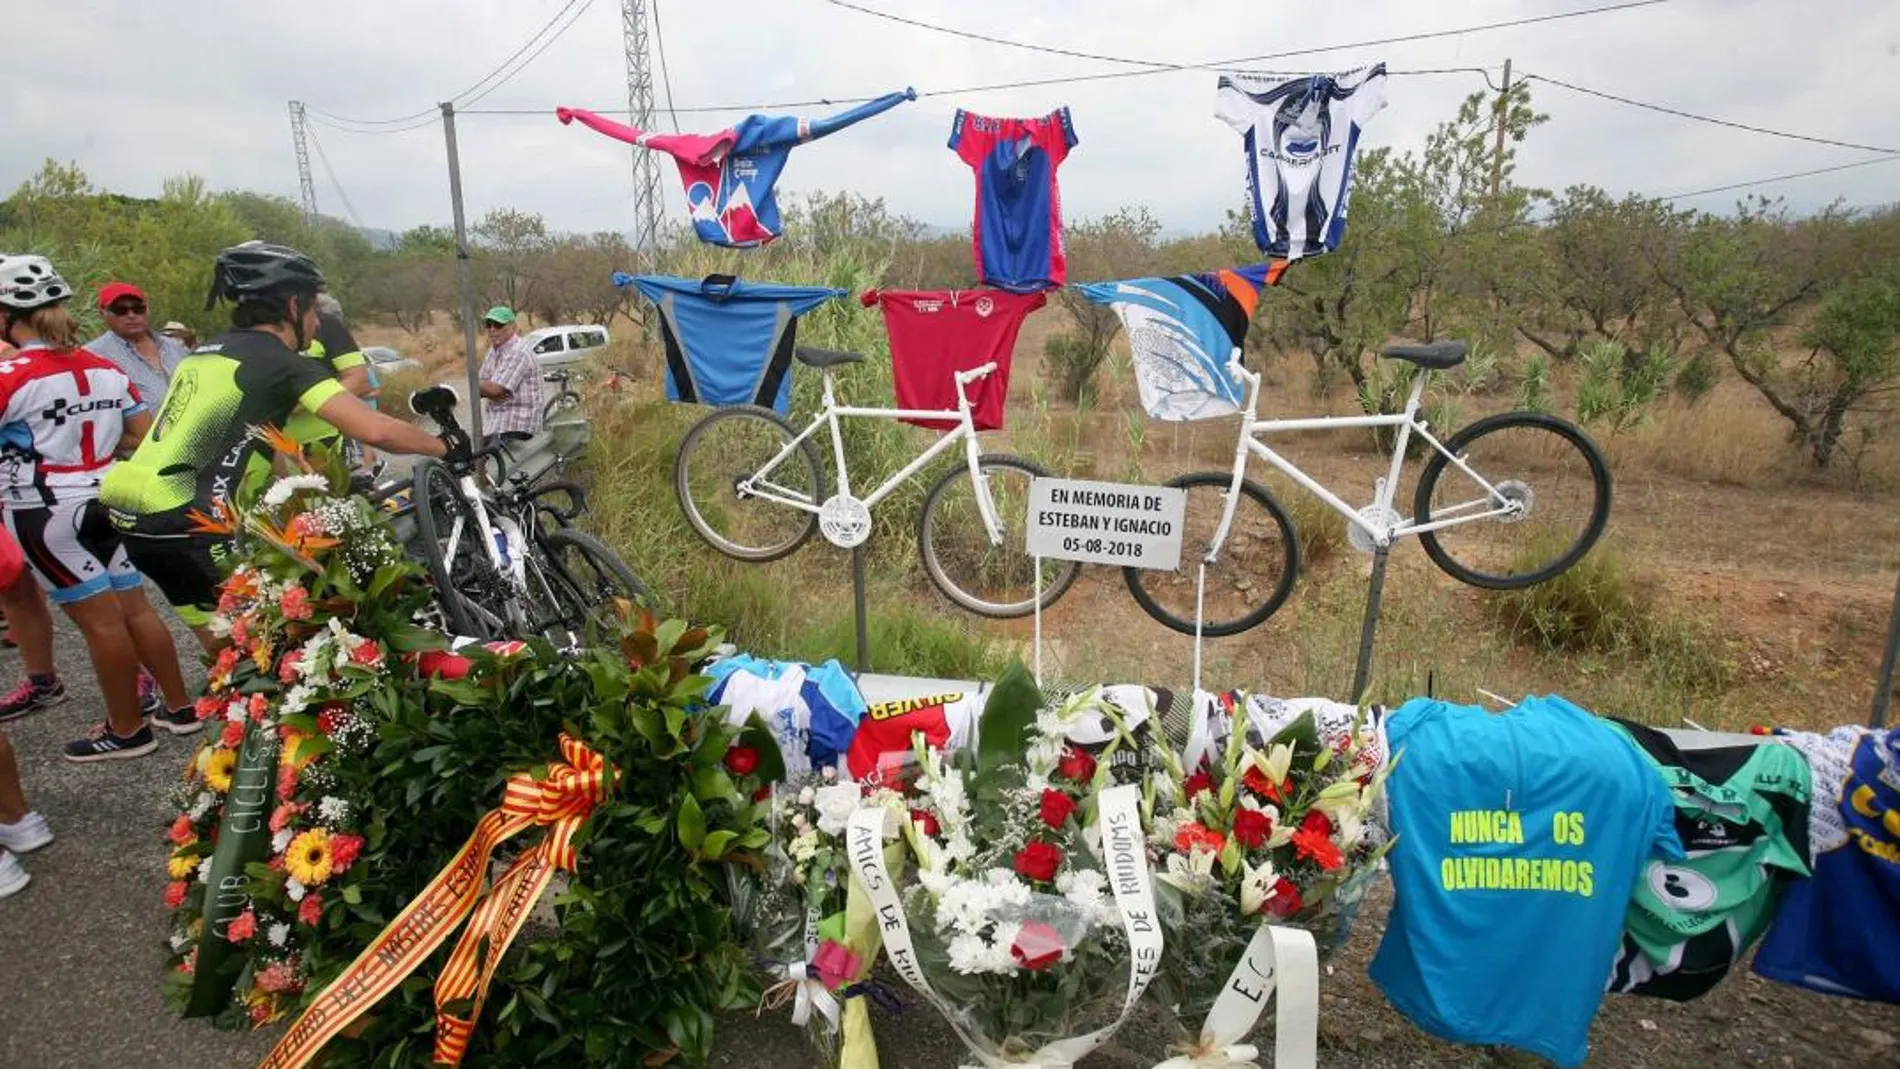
1792, 281, 1900, 467
1519, 187, 1687, 366
472, 208, 550, 316
355, 253, 449, 335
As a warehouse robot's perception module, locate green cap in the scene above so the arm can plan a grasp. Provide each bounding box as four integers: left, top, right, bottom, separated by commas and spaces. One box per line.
483, 306, 516, 325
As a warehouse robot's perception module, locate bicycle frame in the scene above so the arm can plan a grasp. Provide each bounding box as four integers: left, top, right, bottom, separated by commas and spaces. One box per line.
732, 362, 1011, 545
1202, 359, 1524, 561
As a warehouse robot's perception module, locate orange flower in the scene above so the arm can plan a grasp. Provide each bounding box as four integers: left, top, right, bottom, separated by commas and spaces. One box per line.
253, 423, 314, 471
1175, 822, 1227, 855
185, 499, 239, 536
1291, 824, 1344, 871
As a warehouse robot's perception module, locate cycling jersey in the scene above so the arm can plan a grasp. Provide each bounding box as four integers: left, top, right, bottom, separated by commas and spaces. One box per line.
283, 312, 364, 448
625, 273, 847, 414
948, 107, 1078, 293
99, 329, 346, 538
860, 288, 1046, 431
0, 342, 148, 506
1075, 264, 1281, 422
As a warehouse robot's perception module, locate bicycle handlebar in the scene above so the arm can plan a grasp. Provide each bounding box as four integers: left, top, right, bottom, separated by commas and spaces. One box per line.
955, 361, 999, 385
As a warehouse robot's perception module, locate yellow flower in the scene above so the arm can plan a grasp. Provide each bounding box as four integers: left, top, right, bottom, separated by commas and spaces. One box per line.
285, 828, 335, 887
168, 852, 199, 879
204, 747, 238, 793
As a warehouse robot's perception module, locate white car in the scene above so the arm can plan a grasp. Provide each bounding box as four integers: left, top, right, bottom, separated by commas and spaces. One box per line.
362, 346, 422, 375
523, 324, 611, 371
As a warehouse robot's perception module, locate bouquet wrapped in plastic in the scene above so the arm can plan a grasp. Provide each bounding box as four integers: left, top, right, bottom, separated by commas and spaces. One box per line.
849, 675, 1165, 1067
1144, 691, 1397, 1067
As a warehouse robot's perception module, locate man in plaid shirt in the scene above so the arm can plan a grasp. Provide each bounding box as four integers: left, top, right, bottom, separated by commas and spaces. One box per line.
476, 305, 543, 445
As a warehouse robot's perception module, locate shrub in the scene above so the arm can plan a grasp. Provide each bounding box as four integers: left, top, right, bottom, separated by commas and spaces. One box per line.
1516, 352, 1554, 415
1673, 348, 1720, 402
1044, 330, 1105, 404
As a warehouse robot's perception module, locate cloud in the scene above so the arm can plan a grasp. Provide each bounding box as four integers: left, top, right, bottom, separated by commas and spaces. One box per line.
5, 0, 1897, 239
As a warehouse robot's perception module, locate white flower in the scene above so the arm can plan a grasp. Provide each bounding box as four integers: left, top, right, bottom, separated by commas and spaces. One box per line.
267, 922, 291, 948
189, 792, 216, 821
169, 931, 189, 951
1060, 868, 1114, 925
197, 857, 213, 882
262, 474, 332, 509
1252, 743, 1295, 787
1240, 858, 1281, 915
812, 783, 859, 836
279, 683, 316, 716
796, 786, 816, 806
1159, 849, 1217, 895
317, 796, 350, 826
788, 831, 820, 864
272, 829, 294, 854
947, 932, 991, 975
986, 921, 1025, 973
285, 877, 307, 903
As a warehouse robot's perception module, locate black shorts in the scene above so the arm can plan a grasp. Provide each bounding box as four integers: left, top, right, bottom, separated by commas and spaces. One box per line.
121, 536, 232, 626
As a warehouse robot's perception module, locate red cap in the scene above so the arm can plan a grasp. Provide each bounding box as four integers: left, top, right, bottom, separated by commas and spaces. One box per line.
97, 282, 146, 309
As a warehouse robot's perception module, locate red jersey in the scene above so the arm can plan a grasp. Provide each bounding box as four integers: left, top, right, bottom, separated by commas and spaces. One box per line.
0, 343, 146, 505
860, 289, 1046, 431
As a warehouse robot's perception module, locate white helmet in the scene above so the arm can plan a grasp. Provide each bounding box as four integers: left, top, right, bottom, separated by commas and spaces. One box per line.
0, 255, 72, 312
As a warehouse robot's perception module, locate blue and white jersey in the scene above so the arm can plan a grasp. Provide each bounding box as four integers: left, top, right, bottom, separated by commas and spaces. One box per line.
1215, 65, 1387, 261
617, 273, 846, 414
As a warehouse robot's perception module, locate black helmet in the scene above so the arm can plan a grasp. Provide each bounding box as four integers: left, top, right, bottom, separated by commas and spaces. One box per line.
205, 240, 324, 310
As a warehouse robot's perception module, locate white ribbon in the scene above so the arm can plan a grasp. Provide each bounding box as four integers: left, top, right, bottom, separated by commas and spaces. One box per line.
779, 961, 841, 1030
847, 784, 1163, 1068
1152, 923, 1318, 1069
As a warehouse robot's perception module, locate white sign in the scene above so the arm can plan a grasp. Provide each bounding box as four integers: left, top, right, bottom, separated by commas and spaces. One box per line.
1025, 477, 1185, 570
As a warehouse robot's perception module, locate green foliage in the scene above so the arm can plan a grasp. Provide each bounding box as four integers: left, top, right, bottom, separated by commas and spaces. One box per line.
1044, 330, 1102, 405
1574, 339, 1675, 434
1793, 280, 1900, 467
1517, 352, 1554, 414
1673, 348, 1720, 402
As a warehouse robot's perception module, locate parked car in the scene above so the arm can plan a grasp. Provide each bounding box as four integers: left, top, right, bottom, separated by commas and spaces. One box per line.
523, 324, 611, 371
362, 346, 423, 374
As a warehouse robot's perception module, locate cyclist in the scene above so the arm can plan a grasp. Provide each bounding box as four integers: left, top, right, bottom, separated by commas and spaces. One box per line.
100, 241, 468, 654
0, 253, 198, 763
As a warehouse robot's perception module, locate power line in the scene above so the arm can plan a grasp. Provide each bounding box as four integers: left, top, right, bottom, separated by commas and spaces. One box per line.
459, 0, 595, 109
303, 126, 366, 228
1530, 73, 1900, 155
308, 0, 593, 128
652, 0, 680, 132
1657, 154, 1900, 202
309, 110, 440, 137
820, 0, 1177, 70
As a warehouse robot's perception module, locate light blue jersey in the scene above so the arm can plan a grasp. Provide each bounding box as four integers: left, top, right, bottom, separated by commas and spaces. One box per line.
617, 273, 846, 414
1369, 694, 1681, 1067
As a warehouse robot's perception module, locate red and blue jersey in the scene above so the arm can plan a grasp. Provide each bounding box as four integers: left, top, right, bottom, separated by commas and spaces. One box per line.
559, 89, 915, 249
949, 107, 1078, 294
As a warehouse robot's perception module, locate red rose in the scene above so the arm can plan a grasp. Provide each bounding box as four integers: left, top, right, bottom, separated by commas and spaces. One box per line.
1013, 840, 1063, 883
1232, 807, 1273, 849
909, 808, 941, 837
348, 640, 384, 669
1038, 789, 1079, 829
168, 815, 196, 845
298, 893, 323, 928
1262, 877, 1303, 918
329, 833, 364, 873
1056, 747, 1097, 784
1301, 810, 1334, 837
723, 745, 760, 777
1010, 920, 1066, 971
417, 650, 472, 680
1242, 766, 1287, 803
1182, 770, 1214, 800
219, 720, 246, 749
164, 881, 189, 909
751, 787, 772, 802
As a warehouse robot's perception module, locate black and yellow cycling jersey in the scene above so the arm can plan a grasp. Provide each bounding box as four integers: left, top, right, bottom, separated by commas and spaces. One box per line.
99, 328, 346, 538
284, 311, 367, 446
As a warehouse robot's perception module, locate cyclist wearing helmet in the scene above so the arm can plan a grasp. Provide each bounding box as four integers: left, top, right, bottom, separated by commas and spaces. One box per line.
0, 254, 198, 763
100, 241, 468, 651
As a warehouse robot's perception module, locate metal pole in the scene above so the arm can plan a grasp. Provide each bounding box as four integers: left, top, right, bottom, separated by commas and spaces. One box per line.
1488, 58, 1513, 199
1351, 543, 1391, 705
851, 543, 870, 675
441, 102, 484, 446
1872, 567, 1899, 728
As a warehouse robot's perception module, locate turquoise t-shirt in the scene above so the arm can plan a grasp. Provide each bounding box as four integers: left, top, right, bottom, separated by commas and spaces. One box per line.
1369, 694, 1682, 1068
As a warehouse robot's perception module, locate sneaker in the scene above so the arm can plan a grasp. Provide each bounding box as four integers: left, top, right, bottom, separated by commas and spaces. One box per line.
138, 669, 162, 719
0, 675, 65, 723
151, 706, 203, 736
62, 721, 158, 763
0, 812, 53, 854
0, 850, 26, 899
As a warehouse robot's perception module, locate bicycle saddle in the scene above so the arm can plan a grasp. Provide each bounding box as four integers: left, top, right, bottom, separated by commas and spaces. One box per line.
410, 385, 459, 417
794, 347, 865, 368
1380, 341, 1467, 369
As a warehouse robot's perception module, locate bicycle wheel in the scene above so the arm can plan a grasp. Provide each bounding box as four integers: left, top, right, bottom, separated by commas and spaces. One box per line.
1413, 411, 1612, 589
411, 459, 506, 639
542, 389, 581, 425
1121, 472, 1301, 637
918, 454, 1079, 618
674, 405, 825, 562
531, 529, 655, 644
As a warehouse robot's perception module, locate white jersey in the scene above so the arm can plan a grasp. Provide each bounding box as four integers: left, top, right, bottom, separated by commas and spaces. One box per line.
1215, 64, 1387, 262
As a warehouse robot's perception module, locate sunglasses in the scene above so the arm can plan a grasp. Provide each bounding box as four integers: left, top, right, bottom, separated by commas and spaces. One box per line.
482, 321, 506, 329
108, 302, 147, 315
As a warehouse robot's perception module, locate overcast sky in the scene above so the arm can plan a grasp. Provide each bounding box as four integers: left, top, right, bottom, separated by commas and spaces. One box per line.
8, 0, 1899, 240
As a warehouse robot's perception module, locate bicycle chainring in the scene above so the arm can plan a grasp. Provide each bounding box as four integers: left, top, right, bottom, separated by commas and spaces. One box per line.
1491, 480, 1533, 523
819, 494, 872, 548
1348, 504, 1404, 555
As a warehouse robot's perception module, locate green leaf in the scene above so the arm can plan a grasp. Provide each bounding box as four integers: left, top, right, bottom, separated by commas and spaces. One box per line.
698, 830, 738, 860
342, 884, 363, 905
676, 794, 706, 851
976, 659, 1041, 778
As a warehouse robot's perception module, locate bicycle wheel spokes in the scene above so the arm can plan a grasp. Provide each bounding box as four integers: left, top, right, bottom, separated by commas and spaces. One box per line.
674, 407, 823, 561
1122, 473, 1299, 637
1415, 413, 1612, 589
919, 455, 1078, 618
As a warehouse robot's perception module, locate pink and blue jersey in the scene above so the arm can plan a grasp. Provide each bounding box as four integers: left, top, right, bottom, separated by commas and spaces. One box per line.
949, 107, 1077, 294
559, 89, 915, 249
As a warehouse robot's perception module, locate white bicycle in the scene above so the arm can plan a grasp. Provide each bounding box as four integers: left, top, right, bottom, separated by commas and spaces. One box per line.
1125, 341, 1613, 636
673, 346, 1078, 617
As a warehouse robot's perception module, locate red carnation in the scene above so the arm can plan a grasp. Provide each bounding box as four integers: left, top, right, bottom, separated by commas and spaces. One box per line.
1056, 747, 1097, 784
1175, 822, 1227, 855
168, 815, 196, 846
247, 693, 271, 723
1013, 840, 1063, 883
1301, 810, 1334, 837
164, 881, 189, 909
276, 764, 298, 802
723, 745, 760, 777
277, 650, 304, 684
1292, 821, 1345, 872
329, 833, 364, 873
1038, 789, 1079, 829
909, 808, 941, 837
279, 585, 312, 621
1010, 920, 1065, 971
1232, 807, 1273, 849
1182, 769, 1214, 800
298, 893, 323, 928
194, 695, 223, 721
220, 720, 246, 749
348, 639, 384, 670
226, 909, 258, 944
1262, 877, 1303, 918
1242, 766, 1287, 803
269, 803, 301, 834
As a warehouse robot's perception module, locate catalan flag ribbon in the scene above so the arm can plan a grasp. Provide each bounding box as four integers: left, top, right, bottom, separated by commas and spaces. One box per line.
256, 734, 615, 1069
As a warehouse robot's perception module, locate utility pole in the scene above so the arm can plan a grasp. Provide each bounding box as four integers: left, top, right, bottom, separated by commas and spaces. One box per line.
621, 0, 664, 289
288, 101, 319, 223
1488, 58, 1513, 200
440, 102, 485, 445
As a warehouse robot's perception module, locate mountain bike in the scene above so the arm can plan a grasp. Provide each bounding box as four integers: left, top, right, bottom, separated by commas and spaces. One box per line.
1124, 341, 1612, 637
407, 386, 654, 644
672, 346, 1078, 617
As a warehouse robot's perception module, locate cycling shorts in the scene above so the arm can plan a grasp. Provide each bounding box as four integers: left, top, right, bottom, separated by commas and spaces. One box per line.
119, 534, 232, 627
2, 498, 144, 605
